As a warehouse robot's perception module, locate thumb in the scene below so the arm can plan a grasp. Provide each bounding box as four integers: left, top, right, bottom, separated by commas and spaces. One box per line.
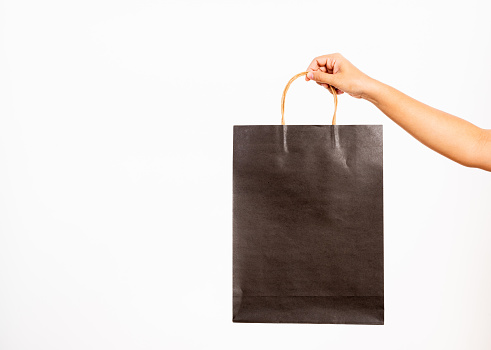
307, 70, 338, 86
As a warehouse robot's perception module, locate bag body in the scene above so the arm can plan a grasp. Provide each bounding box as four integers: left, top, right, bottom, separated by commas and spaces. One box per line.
233, 124, 384, 324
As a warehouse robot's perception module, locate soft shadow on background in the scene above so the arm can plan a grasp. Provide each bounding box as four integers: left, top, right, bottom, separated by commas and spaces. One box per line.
0, 0, 490, 349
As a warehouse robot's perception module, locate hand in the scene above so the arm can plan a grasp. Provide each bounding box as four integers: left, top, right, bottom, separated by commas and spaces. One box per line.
305, 53, 373, 99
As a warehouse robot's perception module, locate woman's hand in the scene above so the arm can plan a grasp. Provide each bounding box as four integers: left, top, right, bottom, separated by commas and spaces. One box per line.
305, 53, 374, 99
309, 54, 491, 171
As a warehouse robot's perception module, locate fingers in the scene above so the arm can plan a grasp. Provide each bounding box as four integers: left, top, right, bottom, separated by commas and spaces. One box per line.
307, 66, 327, 80
316, 82, 344, 95
304, 53, 353, 96
307, 70, 338, 86
305, 54, 340, 81
305, 62, 328, 81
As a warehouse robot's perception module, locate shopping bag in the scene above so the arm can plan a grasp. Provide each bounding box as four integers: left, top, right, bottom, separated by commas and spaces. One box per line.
233, 72, 384, 324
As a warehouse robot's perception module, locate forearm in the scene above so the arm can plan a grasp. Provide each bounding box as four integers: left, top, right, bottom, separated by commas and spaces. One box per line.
363, 78, 489, 170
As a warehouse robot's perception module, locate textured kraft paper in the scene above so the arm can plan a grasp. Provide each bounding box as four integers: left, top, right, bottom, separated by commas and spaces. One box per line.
233, 124, 384, 324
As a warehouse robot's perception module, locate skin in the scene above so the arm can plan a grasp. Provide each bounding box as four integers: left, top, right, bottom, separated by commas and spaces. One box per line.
305, 53, 491, 172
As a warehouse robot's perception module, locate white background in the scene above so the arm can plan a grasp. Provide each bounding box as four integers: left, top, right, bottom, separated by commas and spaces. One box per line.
1, 0, 491, 349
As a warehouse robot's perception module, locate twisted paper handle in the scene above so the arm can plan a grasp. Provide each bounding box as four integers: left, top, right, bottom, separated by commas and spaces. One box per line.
281, 72, 338, 125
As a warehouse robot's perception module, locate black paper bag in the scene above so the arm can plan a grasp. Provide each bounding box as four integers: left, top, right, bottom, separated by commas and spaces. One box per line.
232, 72, 384, 324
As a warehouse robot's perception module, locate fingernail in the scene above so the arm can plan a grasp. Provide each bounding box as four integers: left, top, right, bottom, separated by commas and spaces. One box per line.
307, 72, 313, 80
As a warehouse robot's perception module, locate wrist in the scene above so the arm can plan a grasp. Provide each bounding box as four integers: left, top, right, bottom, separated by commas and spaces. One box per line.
361, 76, 383, 104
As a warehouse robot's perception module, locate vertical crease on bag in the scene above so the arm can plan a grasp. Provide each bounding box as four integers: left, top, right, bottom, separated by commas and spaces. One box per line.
282, 125, 289, 153
331, 125, 341, 149
330, 126, 349, 169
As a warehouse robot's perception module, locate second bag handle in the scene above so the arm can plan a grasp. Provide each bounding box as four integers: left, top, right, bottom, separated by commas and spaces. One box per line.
281, 72, 338, 126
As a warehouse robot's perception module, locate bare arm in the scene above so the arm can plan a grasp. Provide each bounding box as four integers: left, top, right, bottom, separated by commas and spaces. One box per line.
306, 53, 491, 172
